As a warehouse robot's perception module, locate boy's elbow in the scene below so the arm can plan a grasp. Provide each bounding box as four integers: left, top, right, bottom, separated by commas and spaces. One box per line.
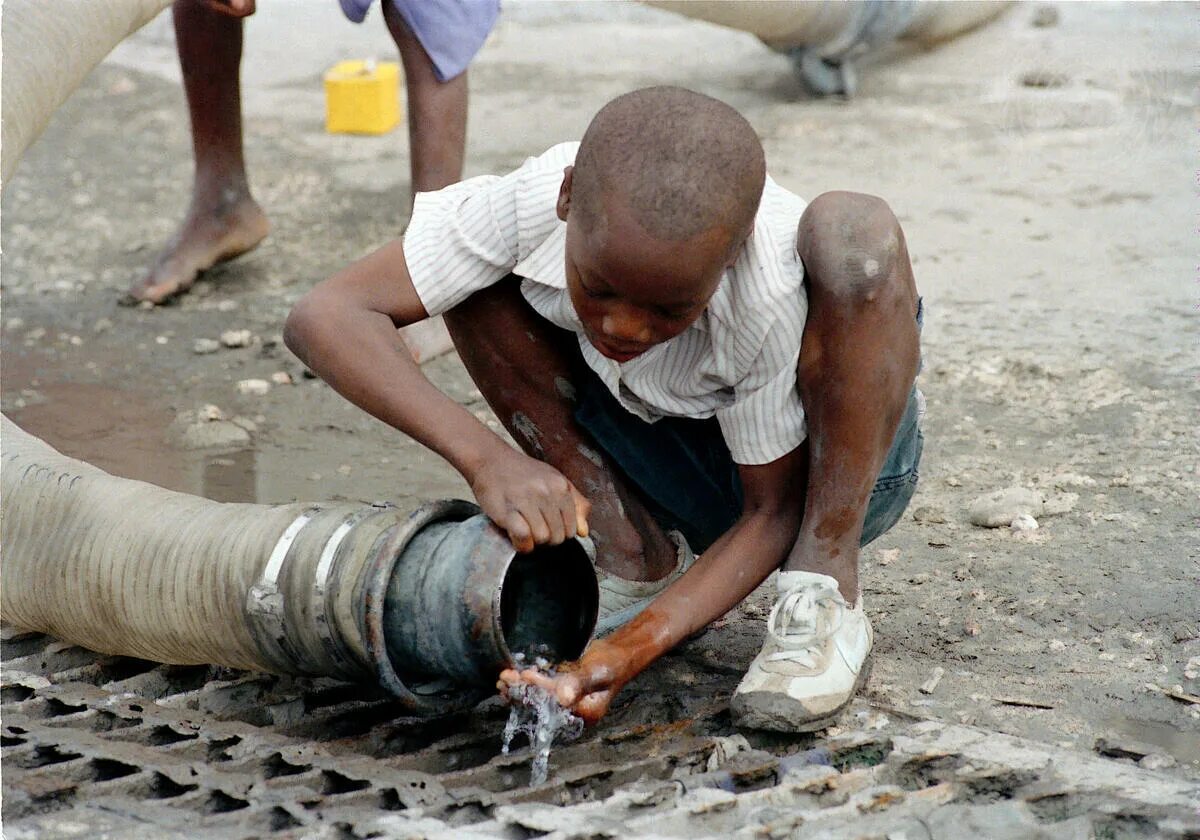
284, 291, 324, 361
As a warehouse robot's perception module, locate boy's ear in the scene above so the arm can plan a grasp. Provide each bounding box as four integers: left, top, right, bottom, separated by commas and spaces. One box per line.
725, 225, 751, 269
556, 166, 574, 222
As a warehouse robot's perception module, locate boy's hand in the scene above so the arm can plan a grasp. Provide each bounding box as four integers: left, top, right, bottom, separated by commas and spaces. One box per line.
497, 651, 622, 726
468, 448, 590, 553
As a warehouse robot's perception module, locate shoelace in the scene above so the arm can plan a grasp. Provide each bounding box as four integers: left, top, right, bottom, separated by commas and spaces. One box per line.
764, 582, 846, 668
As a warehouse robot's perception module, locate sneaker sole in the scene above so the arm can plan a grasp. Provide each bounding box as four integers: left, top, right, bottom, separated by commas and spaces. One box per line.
731, 654, 874, 734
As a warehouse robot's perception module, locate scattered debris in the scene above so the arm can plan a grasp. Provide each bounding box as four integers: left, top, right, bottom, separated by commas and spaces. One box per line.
1042, 491, 1078, 517
919, 667, 945, 695
237, 379, 271, 396
1021, 69, 1069, 89
968, 487, 1045, 528
1010, 513, 1039, 532
1143, 683, 1200, 706
995, 696, 1054, 710
166, 406, 252, 450
911, 506, 948, 524
1032, 4, 1060, 27
705, 734, 751, 771
1094, 735, 1155, 761
877, 548, 900, 566
220, 329, 254, 348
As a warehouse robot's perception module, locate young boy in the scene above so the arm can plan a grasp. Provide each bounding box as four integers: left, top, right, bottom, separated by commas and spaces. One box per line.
285, 86, 923, 732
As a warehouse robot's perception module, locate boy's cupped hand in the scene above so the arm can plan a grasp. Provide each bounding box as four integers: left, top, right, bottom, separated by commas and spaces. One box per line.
497, 651, 622, 726
468, 447, 590, 554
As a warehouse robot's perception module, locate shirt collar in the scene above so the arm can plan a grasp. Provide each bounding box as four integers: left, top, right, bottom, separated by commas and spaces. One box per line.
513, 224, 568, 289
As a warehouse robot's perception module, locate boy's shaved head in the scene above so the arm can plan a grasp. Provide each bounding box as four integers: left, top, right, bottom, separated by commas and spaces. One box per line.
571, 86, 766, 244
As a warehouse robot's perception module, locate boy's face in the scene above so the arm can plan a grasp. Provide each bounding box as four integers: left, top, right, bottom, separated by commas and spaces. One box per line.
557, 167, 740, 363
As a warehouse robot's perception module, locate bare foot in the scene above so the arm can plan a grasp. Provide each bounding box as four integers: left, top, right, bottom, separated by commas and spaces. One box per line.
125, 191, 269, 305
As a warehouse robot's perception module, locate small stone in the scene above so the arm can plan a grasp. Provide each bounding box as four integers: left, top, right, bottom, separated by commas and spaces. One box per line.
877, 548, 900, 566
963, 620, 981, 637
919, 667, 945, 695
70, 335, 84, 346
236, 379, 271, 396
336, 464, 352, 476
198, 404, 225, 422
1042, 492, 1078, 517
193, 338, 220, 355
1021, 69, 1069, 89
6, 317, 26, 331
269, 371, 293, 386
309, 473, 322, 481
92, 318, 113, 333
216, 299, 239, 312
1032, 4, 1059, 27
220, 329, 254, 348
1010, 514, 1040, 531
155, 335, 169, 345
1183, 656, 1200, 680
945, 476, 962, 487
1139, 753, 1177, 771
912, 506, 948, 524
969, 487, 1045, 527
1048, 639, 1067, 652
168, 416, 250, 450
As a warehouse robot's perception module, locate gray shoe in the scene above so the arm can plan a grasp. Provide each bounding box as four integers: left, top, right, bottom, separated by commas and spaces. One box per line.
594, 531, 695, 636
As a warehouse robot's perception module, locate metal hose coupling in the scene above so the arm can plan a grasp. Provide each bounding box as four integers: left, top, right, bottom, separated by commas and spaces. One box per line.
248, 498, 599, 716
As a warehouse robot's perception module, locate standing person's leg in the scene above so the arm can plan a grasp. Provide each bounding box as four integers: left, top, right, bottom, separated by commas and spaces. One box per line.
733, 191, 922, 732
126, 0, 268, 305
381, 2, 468, 201
381, 2, 467, 361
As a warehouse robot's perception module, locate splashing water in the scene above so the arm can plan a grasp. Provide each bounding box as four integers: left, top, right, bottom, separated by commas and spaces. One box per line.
501, 654, 584, 786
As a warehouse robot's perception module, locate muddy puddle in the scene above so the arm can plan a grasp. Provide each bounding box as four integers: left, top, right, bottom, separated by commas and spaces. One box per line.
1102, 715, 1200, 769
3, 351, 261, 503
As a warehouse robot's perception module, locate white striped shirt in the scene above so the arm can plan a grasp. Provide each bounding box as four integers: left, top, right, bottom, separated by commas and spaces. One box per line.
404, 142, 808, 465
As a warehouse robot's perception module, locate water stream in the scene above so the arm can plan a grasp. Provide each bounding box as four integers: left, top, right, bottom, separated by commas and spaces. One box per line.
501, 655, 584, 786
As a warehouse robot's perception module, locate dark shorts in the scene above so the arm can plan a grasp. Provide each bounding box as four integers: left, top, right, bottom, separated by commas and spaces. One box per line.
574, 301, 925, 553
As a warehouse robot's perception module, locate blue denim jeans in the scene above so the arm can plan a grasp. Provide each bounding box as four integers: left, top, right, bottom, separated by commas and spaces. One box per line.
573, 301, 924, 553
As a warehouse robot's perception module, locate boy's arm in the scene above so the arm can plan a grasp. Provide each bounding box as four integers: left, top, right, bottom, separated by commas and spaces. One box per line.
285, 240, 589, 551
501, 449, 804, 723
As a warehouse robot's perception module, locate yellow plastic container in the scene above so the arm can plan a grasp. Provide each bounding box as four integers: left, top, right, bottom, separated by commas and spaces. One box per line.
324, 60, 401, 135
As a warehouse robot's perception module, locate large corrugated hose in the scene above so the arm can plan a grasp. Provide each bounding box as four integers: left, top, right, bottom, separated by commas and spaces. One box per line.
0, 416, 598, 714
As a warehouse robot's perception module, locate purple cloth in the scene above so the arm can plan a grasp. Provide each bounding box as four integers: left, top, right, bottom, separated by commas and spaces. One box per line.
338, 0, 500, 82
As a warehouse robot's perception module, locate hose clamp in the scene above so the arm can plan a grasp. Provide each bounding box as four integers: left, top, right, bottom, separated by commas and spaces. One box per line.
246, 506, 321, 671
310, 502, 394, 673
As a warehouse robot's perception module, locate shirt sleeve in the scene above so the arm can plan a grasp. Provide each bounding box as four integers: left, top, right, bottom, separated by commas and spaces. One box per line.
401, 173, 520, 317
716, 321, 807, 465
401, 143, 577, 316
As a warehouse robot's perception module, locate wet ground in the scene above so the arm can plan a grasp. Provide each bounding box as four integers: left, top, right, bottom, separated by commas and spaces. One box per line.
2, 0, 1198, 834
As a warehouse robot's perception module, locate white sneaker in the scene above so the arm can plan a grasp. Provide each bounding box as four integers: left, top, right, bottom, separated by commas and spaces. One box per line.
594, 531, 695, 636
731, 571, 872, 732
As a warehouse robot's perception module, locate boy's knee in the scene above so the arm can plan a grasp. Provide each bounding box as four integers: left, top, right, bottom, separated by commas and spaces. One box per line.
797, 191, 906, 305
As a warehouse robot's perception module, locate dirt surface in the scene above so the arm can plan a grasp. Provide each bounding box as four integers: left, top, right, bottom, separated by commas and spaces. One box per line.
2, 0, 1197, 805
